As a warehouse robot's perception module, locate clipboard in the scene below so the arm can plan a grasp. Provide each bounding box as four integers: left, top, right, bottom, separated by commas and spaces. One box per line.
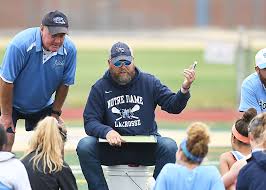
99, 135, 157, 143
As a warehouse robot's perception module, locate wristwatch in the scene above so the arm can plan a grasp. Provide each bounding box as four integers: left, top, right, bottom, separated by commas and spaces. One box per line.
51, 109, 62, 116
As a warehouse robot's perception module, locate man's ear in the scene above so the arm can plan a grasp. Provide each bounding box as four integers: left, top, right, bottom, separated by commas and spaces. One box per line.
255, 66, 260, 73
108, 59, 112, 68
232, 134, 237, 142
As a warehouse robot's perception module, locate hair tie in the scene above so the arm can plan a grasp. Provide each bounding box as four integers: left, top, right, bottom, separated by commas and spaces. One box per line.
232, 124, 250, 144
180, 139, 204, 163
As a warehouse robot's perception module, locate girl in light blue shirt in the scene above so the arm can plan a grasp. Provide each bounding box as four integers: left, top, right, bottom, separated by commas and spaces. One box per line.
154, 122, 225, 190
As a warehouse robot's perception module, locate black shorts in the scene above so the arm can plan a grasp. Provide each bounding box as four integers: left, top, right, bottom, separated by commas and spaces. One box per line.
5, 105, 53, 133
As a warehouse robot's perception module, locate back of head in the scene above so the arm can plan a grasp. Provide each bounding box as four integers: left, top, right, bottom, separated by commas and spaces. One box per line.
234, 108, 257, 143
248, 113, 266, 146
24, 116, 64, 173
0, 125, 7, 151
186, 122, 210, 162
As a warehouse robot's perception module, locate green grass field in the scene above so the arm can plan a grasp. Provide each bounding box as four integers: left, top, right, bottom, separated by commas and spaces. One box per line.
0, 48, 257, 109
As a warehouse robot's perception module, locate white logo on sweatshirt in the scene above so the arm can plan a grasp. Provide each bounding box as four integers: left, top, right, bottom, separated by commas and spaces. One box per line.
111, 105, 140, 121
111, 104, 142, 128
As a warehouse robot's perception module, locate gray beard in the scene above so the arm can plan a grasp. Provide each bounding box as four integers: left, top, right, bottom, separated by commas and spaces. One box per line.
114, 74, 132, 85
110, 70, 136, 85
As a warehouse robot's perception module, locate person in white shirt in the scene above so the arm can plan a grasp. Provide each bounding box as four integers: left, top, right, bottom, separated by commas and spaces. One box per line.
0, 125, 32, 190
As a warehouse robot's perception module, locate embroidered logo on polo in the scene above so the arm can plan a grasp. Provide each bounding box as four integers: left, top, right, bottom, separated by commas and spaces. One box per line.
53, 17, 66, 24
107, 95, 143, 128
54, 59, 65, 66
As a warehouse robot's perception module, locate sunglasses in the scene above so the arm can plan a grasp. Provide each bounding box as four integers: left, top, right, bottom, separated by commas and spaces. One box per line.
113, 60, 132, 67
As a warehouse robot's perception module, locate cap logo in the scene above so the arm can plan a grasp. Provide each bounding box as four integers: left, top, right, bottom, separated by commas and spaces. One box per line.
53, 17, 66, 24
263, 53, 266, 58
116, 47, 125, 53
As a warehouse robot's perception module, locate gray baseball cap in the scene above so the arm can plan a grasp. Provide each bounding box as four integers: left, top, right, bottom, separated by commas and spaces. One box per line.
42, 10, 69, 35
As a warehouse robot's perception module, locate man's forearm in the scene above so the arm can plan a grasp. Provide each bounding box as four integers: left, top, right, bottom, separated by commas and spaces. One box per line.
0, 79, 13, 115
53, 84, 69, 112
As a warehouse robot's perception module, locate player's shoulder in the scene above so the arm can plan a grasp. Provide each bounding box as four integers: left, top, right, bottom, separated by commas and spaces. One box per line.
243, 72, 259, 83
140, 70, 155, 78
9, 27, 38, 48
242, 72, 260, 87
138, 69, 159, 82
159, 163, 179, 174
220, 151, 232, 160
90, 71, 109, 90
13, 27, 37, 39
199, 165, 220, 174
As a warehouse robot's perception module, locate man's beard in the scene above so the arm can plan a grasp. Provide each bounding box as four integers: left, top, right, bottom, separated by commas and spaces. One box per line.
258, 72, 266, 87
110, 69, 135, 85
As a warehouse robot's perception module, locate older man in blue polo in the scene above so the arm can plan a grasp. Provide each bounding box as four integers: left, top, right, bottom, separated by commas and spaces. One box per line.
0, 10, 77, 151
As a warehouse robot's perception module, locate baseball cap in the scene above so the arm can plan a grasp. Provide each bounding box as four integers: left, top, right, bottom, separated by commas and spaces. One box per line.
42, 10, 69, 35
110, 42, 133, 64
255, 48, 266, 69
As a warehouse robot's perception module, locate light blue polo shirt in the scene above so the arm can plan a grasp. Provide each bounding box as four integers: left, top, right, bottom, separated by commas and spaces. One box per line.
239, 72, 266, 113
154, 163, 225, 190
0, 27, 77, 113
0, 182, 11, 190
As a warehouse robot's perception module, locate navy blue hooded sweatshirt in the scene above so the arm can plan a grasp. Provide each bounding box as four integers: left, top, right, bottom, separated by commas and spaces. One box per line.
83, 68, 190, 138
237, 151, 266, 190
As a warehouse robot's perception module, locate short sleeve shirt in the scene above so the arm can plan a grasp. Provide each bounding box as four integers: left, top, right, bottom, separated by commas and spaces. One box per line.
239, 72, 266, 113
0, 27, 77, 113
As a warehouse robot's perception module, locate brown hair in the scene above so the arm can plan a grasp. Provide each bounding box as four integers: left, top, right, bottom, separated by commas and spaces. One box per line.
234, 108, 257, 144
185, 122, 210, 163
248, 113, 266, 145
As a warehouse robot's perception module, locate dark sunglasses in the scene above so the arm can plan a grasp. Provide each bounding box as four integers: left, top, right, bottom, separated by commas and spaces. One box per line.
113, 60, 132, 67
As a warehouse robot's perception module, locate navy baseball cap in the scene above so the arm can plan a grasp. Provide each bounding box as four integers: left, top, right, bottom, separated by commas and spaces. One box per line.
110, 42, 133, 64
42, 10, 69, 35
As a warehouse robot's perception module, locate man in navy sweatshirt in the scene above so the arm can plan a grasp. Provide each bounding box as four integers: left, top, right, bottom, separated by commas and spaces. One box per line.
77, 41, 196, 190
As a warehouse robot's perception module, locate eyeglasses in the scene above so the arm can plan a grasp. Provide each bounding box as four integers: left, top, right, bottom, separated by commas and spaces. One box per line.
113, 60, 132, 67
